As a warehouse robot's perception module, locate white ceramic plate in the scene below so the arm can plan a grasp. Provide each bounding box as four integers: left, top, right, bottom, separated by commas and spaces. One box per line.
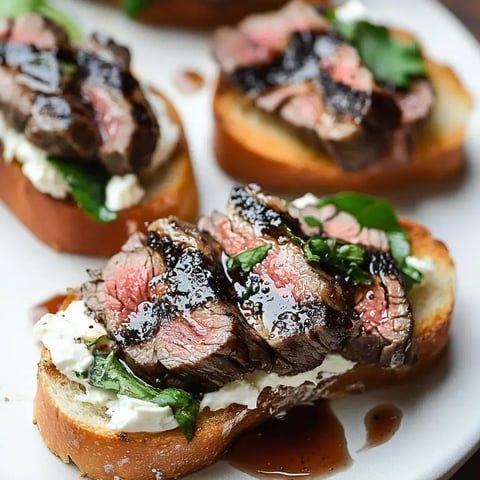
0, 1, 479, 478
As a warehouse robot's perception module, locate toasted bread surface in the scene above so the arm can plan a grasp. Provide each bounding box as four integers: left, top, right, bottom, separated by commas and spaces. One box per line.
214, 60, 472, 193
0, 91, 198, 257
33, 219, 455, 480
107, 0, 289, 29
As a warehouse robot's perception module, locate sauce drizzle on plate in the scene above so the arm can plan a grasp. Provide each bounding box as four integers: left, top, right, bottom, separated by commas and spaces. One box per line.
226, 400, 351, 478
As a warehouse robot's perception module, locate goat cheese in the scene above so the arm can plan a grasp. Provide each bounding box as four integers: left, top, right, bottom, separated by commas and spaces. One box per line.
35, 300, 355, 433
105, 174, 145, 212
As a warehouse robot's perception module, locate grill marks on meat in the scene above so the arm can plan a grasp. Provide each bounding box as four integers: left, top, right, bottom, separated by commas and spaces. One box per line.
213, 1, 433, 171
0, 12, 159, 172
82, 186, 416, 391
200, 185, 354, 374
348, 251, 414, 366
291, 203, 414, 367
82, 218, 272, 392
78, 47, 159, 174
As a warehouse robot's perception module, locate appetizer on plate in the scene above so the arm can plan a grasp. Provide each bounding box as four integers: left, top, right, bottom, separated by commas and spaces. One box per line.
213, 1, 473, 192
0, 12, 198, 256
33, 185, 454, 480
105, 0, 289, 29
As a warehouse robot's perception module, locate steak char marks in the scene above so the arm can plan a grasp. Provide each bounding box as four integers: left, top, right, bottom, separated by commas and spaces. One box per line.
213, 1, 433, 171
200, 184, 355, 374
81, 218, 272, 392
0, 12, 159, 173
290, 202, 415, 366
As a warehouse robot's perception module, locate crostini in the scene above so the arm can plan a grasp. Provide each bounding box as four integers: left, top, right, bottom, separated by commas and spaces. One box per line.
212, 1, 473, 192
33, 185, 454, 480
0, 12, 198, 256
106, 0, 289, 29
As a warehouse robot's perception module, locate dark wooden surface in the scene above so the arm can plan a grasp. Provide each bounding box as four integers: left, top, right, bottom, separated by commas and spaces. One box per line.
439, 1, 479, 478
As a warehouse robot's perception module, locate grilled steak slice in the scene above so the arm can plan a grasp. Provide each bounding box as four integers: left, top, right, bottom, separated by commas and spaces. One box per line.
78, 39, 159, 175
214, 2, 433, 171
349, 250, 414, 365
290, 202, 415, 367
200, 185, 354, 375
7, 12, 69, 50
82, 219, 272, 391
25, 94, 101, 158
0, 14, 159, 172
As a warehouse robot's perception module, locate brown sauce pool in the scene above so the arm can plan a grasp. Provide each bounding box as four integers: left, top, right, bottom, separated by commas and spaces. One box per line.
30, 294, 67, 323
175, 70, 205, 93
226, 400, 351, 479
363, 404, 402, 449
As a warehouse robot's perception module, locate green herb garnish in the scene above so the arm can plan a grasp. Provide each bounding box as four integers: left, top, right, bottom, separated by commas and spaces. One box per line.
303, 216, 323, 229
317, 192, 423, 286
89, 351, 199, 441
227, 244, 272, 274
121, 0, 153, 17
301, 236, 371, 287
48, 158, 117, 223
335, 19, 426, 89
0, 0, 82, 40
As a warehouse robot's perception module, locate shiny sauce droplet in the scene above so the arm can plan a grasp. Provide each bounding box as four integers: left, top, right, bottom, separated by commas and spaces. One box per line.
175, 70, 204, 94
226, 400, 351, 478
30, 294, 67, 323
364, 404, 402, 449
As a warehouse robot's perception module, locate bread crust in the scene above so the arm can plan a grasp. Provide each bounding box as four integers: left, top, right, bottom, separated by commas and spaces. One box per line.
107, 0, 289, 29
214, 60, 473, 193
0, 91, 199, 257
33, 220, 455, 480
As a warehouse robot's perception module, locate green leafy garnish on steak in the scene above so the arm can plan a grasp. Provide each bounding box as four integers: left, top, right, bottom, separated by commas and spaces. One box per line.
227, 244, 272, 274
321, 7, 426, 89
316, 192, 423, 286
48, 158, 117, 223
121, 0, 153, 17
336, 20, 426, 88
303, 237, 372, 286
0, 0, 82, 40
88, 351, 200, 441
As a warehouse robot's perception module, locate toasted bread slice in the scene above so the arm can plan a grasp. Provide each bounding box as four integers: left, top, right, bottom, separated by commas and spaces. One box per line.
0, 90, 198, 257
107, 0, 289, 29
214, 60, 472, 193
33, 219, 454, 480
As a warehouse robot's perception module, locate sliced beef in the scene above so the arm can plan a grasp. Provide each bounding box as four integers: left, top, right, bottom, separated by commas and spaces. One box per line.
81, 219, 272, 391
8, 12, 69, 50
25, 94, 101, 159
213, 1, 328, 73
348, 250, 414, 366
290, 202, 415, 367
0, 14, 159, 172
78, 45, 159, 174
200, 184, 355, 375
214, 2, 433, 171
80, 32, 131, 70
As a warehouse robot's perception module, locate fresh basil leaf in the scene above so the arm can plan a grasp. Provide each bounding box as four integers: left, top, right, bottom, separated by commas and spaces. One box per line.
227, 244, 272, 274
317, 192, 422, 286
0, 1, 82, 41
89, 351, 199, 441
335, 20, 426, 88
0, 0, 42, 17
303, 216, 323, 228
48, 158, 117, 223
121, 0, 153, 17
37, 4, 82, 40
304, 236, 371, 287
336, 244, 365, 264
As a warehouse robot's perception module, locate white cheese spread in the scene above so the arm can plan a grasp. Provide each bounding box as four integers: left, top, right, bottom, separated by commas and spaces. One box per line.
105, 173, 145, 212
0, 87, 179, 211
34, 300, 355, 433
